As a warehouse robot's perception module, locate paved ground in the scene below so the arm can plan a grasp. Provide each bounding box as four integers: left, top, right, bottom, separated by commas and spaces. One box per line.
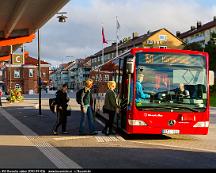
0, 97, 216, 169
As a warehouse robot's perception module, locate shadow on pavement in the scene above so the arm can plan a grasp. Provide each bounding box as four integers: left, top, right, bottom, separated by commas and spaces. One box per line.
1, 106, 103, 136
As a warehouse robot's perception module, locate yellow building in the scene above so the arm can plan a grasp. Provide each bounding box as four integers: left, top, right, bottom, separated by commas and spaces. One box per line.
142, 28, 184, 49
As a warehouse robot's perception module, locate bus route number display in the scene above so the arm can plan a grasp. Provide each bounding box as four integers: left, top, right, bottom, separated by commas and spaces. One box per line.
143, 53, 202, 66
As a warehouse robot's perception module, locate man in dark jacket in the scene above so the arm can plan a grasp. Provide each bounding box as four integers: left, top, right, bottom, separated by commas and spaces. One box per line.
175, 83, 190, 102
53, 84, 70, 135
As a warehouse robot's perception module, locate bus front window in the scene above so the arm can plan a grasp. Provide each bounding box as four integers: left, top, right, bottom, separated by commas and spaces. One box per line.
135, 52, 207, 112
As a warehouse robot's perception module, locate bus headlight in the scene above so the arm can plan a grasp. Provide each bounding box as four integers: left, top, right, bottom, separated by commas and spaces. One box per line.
128, 119, 148, 126
193, 121, 209, 127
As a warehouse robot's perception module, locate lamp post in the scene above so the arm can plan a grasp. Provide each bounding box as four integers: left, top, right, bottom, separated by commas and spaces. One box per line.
38, 29, 42, 115
37, 12, 68, 115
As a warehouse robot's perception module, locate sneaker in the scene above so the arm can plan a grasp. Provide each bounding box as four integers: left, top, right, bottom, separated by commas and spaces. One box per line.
62, 131, 69, 134
90, 131, 98, 135
53, 130, 58, 135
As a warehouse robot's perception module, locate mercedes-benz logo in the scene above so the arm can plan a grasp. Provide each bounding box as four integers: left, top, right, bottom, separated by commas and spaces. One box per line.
168, 120, 176, 126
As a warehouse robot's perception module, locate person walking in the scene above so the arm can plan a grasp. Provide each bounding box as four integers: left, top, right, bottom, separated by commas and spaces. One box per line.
53, 84, 70, 135
79, 79, 97, 135
102, 81, 118, 135
0, 88, 3, 106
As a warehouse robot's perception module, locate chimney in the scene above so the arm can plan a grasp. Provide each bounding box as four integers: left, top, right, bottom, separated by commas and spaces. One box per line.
132, 32, 139, 39
214, 16, 216, 21
176, 31, 181, 37
191, 26, 196, 31
197, 21, 202, 28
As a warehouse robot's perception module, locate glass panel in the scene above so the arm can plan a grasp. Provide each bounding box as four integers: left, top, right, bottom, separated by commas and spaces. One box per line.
135, 52, 207, 112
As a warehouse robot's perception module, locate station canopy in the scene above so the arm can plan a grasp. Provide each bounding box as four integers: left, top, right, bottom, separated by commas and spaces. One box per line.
0, 0, 69, 61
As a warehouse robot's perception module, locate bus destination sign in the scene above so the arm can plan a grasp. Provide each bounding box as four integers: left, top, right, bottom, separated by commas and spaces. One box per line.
137, 53, 205, 66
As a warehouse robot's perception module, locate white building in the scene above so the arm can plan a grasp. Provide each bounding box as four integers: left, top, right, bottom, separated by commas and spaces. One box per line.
177, 17, 216, 47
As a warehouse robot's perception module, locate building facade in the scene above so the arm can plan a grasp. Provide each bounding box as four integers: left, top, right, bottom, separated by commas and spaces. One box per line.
2, 53, 50, 94
177, 17, 216, 46
68, 58, 91, 90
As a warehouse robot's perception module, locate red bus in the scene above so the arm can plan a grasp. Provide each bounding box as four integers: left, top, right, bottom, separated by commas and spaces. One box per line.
94, 48, 214, 135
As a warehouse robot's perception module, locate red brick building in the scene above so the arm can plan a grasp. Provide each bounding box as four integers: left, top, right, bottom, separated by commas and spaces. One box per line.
2, 53, 50, 94
90, 61, 119, 93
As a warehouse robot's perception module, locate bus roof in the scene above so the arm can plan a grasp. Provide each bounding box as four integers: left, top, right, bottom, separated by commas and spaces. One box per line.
130, 48, 208, 57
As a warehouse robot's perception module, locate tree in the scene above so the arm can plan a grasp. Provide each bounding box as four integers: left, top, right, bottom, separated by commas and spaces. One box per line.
183, 42, 203, 51
204, 32, 216, 71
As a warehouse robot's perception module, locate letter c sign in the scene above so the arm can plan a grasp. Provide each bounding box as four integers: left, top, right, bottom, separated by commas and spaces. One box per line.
12, 54, 24, 64
16, 56, 21, 63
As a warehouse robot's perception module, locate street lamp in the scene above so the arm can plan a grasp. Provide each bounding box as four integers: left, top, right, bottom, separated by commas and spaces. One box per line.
57, 12, 67, 23
38, 29, 42, 115
37, 12, 68, 115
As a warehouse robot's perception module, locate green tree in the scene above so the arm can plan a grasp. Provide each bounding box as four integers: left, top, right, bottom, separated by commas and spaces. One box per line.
205, 32, 216, 71
183, 42, 203, 51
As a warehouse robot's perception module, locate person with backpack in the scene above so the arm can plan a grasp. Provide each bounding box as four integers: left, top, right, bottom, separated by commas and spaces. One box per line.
53, 84, 70, 135
77, 79, 98, 135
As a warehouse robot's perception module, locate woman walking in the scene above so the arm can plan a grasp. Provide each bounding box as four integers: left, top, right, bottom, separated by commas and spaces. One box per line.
102, 81, 118, 135
53, 84, 70, 135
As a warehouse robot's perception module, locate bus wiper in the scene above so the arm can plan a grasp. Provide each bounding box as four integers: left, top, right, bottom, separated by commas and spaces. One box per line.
138, 105, 199, 112
168, 105, 199, 112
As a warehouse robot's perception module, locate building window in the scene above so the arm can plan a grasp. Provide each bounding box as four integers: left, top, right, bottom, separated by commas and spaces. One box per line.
14, 70, 20, 78
104, 74, 109, 82
29, 69, 33, 77
159, 46, 167, 49
15, 84, 20, 89
159, 35, 167, 41
146, 40, 154, 45
95, 74, 98, 81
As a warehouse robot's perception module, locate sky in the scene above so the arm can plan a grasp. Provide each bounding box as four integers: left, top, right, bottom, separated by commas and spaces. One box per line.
25, 0, 216, 66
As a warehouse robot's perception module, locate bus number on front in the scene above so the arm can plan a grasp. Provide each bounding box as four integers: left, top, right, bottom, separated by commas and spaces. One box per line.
145, 54, 154, 64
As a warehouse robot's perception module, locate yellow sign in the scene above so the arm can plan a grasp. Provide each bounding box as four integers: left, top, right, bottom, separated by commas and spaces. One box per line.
12, 54, 24, 65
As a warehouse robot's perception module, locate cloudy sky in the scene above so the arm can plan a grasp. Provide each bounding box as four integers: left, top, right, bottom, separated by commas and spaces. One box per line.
25, 0, 216, 66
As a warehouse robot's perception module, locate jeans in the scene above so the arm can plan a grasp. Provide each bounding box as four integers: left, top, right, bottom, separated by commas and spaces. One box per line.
79, 105, 96, 133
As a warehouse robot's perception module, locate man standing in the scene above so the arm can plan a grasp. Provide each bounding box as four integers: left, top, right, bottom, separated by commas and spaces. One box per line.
53, 84, 70, 135
79, 79, 98, 135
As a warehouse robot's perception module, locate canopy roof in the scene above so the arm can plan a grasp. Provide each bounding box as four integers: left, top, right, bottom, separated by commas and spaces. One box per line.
0, 0, 69, 61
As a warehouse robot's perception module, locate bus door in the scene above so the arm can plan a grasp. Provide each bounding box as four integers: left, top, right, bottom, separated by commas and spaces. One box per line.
119, 55, 134, 130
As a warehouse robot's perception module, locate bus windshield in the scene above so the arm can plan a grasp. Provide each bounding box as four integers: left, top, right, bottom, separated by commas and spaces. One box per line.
135, 52, 207, 112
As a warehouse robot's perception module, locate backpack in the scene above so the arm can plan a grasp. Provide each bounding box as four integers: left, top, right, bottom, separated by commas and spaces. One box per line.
76, 88, 84, 104
49, 98, 57, 113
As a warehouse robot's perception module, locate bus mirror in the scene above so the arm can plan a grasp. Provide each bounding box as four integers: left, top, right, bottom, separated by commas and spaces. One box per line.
209, 71, 214, 86
126, 57, 135, 74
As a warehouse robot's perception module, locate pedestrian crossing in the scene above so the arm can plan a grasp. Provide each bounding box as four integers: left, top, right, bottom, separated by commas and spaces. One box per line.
95, 132, 125, 143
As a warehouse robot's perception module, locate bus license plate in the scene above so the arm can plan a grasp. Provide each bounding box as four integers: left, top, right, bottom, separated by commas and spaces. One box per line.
162, 129, 180, 134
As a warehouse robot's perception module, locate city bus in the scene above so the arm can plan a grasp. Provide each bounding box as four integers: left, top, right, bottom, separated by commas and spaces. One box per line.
94, 48, 214, 135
